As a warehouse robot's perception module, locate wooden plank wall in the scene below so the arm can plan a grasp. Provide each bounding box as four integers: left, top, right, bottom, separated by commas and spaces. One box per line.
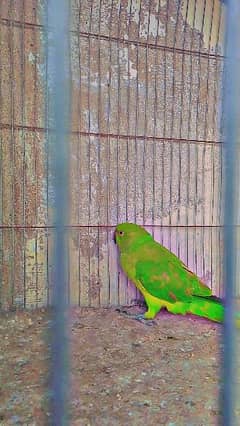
0, 0, 229, 309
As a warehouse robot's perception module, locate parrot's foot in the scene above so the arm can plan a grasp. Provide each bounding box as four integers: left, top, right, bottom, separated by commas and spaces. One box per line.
134, 313, 156, 326
115, 308, 156, 325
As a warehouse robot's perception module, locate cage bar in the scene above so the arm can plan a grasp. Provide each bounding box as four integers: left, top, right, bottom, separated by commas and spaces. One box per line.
222, 0, 240, 423
45, 0, 70, 423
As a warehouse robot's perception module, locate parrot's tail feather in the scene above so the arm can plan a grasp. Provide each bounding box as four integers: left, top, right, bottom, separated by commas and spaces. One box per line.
188, 296, 224, 323
188, 297, 240, 327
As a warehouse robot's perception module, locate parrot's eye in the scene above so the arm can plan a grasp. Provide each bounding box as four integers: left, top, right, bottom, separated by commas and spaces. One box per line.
119, 231, 124, 236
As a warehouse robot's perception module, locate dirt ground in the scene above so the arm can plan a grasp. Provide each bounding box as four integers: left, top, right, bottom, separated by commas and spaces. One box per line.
0, 305, 229, 425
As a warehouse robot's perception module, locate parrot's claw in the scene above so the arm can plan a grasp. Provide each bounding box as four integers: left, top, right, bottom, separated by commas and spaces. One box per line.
116, 308, 140, 318
115, 308, 156, 326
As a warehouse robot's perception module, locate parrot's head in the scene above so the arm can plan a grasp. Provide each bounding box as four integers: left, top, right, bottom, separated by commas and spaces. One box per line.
114, 223, 152, 252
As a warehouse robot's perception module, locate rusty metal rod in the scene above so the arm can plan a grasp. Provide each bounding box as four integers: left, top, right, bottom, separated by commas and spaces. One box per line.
0, 224, 228, 229
0, 17, 225, 61
0, 123, 223, 145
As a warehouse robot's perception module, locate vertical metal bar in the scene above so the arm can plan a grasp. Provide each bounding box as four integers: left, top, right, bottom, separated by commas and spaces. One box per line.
152, 0, 161, 240
125, 0, 131, 224
169, 0, 181, 253
205, 0, 216, 292
77, 0, 82, 306
142, 0, 152, 227
186, 0, 197, 268
21, 0, 27, 308
200, 0, 222, 293
169, 0, 181, 141
33, 0, 38, 308
134, 0, 142, 227
193, 0, 207, 280
8, 0, 15, 308
214, 4, 223, 297
0, 0, 2, 308
177, 0, 190, 260
116, 0, 122, 303
161, 0, 170, 245
106, 0, 114, 305
97, 0, 102, 307
222, 0, 240, 424
46, 1, 70, 424
87, 1, 93, 307
126, 0, 133, 301
44, 0, 50, 307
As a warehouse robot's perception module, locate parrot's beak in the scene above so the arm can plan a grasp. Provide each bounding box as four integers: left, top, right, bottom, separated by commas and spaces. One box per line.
113, 231, 116, 244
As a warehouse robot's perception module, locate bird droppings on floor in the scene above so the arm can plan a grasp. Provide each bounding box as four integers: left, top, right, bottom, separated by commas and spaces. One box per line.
0, 306, 225, 425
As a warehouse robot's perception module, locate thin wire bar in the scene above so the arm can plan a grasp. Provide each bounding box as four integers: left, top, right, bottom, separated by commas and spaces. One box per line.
206, 1, 217, 291
169, 0, 181, 253
213, 4, 223, 146
0, 16, 225, 61
222, 0, 240, 424
213, 2, 224, 297
131, 0, 140, 303
105, 0, 114, 306
186, 0, 197, 268
126, 0, 132, 224
177, 0, 190, 259
33, 0, 38, 308
75, 32, 223, 61
161, 0, 170, 245
0, 224, 226, 229
77, 0, 82, 306
125, 0, 133, 301
169, 0, 181, 142
0, 123, 223, 144
199, 0, 212, 290
43, 0, 50, 307
116, 0, 122, 304
152, 0, 161, 240
209, 0, 218, 290
8, 0, 15, 308
204, 0, 218, 142
46, 1, 70, 423
142, 0, 152, 227
147, 3, 154, 224
96, 0, 102, 307
0, 0, 3, 308
20, 0, 27, 308
87, 0, 94, 307
134, 0, 142, 229
193, 0, 207, 281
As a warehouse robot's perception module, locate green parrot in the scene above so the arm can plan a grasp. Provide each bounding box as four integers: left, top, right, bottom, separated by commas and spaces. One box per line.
114, 222, 225, 323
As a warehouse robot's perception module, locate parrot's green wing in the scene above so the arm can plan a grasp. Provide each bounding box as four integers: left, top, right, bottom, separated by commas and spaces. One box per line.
115, 222, 229, 323
135, 255, 211, 304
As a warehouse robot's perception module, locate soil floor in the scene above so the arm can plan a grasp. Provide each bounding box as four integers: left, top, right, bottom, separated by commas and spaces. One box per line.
0, 305, 237, 425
